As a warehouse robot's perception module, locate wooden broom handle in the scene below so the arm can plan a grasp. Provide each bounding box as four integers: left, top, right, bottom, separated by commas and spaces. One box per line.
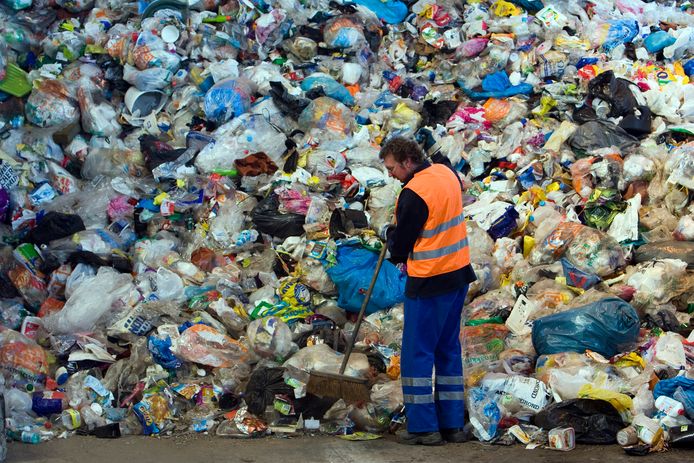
338, 242, 389, 375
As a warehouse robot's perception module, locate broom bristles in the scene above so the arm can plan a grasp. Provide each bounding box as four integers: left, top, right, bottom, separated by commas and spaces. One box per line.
307, 371, 371, 403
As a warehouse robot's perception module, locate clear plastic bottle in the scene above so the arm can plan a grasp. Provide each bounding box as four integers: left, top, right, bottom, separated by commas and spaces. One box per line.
53, 409, 82, 431
7, 430, 43, 444
655, 396, 686, 417
80, 404, 108, 431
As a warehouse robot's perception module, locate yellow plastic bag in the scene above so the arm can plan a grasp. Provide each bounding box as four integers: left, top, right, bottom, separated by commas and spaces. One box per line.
493, 0, 522, 17
578, 384, 633, 421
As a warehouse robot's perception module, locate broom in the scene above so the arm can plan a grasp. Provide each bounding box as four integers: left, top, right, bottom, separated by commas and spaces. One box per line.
306, 240, 389, 403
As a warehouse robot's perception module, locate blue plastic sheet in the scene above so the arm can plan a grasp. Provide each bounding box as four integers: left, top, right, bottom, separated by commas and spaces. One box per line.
531, 298, 640, 357
325, 244, 405, 314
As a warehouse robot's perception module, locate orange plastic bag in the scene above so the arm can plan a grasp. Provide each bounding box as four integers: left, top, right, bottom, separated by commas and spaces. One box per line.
483, 98, 511, 123
0, 328, 49, 386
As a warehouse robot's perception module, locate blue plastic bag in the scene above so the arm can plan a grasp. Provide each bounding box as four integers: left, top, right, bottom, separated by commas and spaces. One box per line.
301, 74, 354, 106
644, 31, 676, 53
353, 0, 408, 24
459, 71, 534, 100
148, 335, 183, 369
204, 78, 252, 124
603, 20, 639, 52
684, 59, 694, 76
325, 245, 405, 314
654, 376, 694, 401
487, 206, 519, 240
531, 298, 640, 357
674, 386, 694, 419
467, 387, 501, 441
561, 258, 601, 290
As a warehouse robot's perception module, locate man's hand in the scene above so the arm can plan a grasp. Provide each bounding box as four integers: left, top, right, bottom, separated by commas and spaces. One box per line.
379, 223, 393, 242
415, 127, 438, 154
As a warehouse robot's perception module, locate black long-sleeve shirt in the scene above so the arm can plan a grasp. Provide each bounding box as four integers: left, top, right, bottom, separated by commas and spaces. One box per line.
386, 161, 477, 298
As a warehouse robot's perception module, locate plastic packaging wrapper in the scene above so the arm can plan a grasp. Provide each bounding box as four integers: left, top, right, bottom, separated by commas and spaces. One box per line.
283, 344, 369, 379
529, 223, 625, 277
246, 316, 293, 361
626, 259, 690, 307
480, 373, 551, 415
171, 324, 249, 368
531, 298, 640, 358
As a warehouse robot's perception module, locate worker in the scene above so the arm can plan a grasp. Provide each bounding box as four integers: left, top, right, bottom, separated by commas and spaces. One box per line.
379, 135, 476, 445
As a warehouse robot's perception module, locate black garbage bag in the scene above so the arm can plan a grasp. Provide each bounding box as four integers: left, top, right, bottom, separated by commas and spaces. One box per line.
619, 105, 653, 138
645, 308, 681, 332
251, 194, 305, 239
569, 120, 639, 155
531, 298, 640, 357
587, 71, 639, 118
572, 105, 598, 124
25, 211, 85, 245
294, 394, 339, 420
0, 274, 20, 299
139, 135, 187, 171
269, 81, 311, 119
533, 399, 625, 444
422, 100, 459, 127
329, 209, 369, 239
508, 0, 544, 13
634, 241, 694, 268
244, 367, 294, 416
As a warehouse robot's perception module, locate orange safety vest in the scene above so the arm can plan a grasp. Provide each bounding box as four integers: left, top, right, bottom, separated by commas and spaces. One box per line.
399, 163, 470, 278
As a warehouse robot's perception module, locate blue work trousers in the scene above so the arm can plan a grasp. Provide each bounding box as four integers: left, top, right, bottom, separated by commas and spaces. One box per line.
401, 286, 468, 433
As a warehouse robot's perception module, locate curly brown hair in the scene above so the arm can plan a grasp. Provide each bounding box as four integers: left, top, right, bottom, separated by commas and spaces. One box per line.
379, 136, 425, 164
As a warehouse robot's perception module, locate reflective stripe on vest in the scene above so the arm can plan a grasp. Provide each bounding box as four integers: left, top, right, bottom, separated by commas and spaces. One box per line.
403, 164, 470, 278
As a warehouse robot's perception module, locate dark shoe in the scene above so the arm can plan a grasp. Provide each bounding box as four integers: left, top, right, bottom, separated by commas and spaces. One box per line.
441, 428, 468, 443
396, 430, 444, 446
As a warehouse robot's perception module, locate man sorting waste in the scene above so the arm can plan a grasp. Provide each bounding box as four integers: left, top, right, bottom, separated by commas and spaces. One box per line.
379, 135, 477, 445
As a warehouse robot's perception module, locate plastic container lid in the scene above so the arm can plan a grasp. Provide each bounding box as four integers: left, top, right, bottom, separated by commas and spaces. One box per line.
161, 25, 180, 43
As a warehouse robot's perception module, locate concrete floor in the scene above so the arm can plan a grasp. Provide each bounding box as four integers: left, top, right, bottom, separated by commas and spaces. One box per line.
7, 435, 692, 463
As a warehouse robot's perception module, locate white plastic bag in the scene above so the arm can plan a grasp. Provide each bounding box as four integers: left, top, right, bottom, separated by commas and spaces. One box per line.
43, 267, 134, 334
480, 373, 551, 414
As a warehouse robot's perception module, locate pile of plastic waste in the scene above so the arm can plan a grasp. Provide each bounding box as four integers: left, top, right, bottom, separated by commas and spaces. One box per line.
0, 0, 693, 455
